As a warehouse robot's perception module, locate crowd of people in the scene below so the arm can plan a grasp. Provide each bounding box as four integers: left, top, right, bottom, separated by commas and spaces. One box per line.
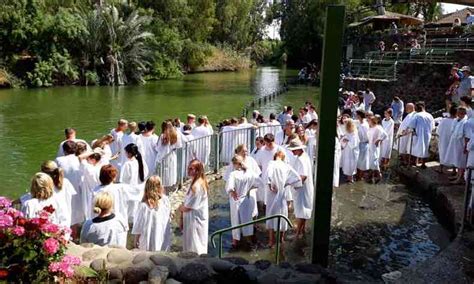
18, 101, 323, 254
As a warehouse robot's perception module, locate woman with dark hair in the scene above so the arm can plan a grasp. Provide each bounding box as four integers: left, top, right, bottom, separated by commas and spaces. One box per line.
120, 143, 148, 185
139, 121, 159, 175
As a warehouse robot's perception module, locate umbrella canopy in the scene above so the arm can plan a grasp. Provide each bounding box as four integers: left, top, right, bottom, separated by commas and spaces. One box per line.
349, 11, 423, 28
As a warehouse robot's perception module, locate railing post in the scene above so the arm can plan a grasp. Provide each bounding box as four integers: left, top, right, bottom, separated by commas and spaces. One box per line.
368, 60, 372, 78
461, 168, 473, 234
250, 127, 257, 152
218, 234, 223, 258
275, 216, 281, 264
214, 133, 220, 173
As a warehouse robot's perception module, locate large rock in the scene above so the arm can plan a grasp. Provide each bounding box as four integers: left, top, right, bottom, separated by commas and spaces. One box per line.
177, 251, 198, 259
109, 268, 124, 281
150, 255, 178, 278
208, 258, 235, 273
124, 266, 150, 283
90, 258, 108, 272
256, 273, 278, 284
108, 249, 134, 264
255, 260, 272, 270
222, 256, 249, 265
177, 263, 211, 283
82, 248, 108, 261
134, 253, 151, 264
149, 266, 169, 284
294, 263, 323, 274
382, 271, 402, 283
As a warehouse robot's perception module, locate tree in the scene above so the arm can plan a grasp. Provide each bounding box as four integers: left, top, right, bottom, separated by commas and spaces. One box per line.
389, 2, 442, 22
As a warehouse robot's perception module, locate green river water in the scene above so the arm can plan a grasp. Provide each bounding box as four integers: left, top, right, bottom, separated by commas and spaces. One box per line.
0, 67, 317, 198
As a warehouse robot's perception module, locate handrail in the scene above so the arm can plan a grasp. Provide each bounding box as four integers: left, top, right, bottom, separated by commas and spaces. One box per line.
210, 214, 293, 264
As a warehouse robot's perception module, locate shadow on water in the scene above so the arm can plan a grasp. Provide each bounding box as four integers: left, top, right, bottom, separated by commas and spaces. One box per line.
188, 169, 451, 281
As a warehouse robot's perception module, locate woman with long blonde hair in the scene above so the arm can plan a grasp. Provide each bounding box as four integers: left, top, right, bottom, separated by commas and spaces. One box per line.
179, 159, 209, 254
155, 121, 182, 188
340, 119, 360, 183
132, 176, 172, 251
41, 160, 78, 227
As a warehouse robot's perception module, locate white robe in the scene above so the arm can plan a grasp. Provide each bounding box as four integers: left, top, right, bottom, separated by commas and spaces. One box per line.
55, 154, 82, 224
368, 125, 388, 171
53, 178, 77, 227
305, 129, 317, 160
291, 152, 314, 220
255, 145, 286, 203
79, 161, 101, 220
408, 111, 435, 158
80, 214, 128, 247
57, 138, 91, 157
396, 112, 416, 154
341, 132, 360, 176
155, 135, 182, 187
191, 125, 214, 166
120, 132, 145, 167
225, 170, 262, 240
139, 134, 159, 176
132, 197, 172, 251
21, 196, 61, 224
445, 117, 468, 168
109, 129, 124, 170
220, 125, 238, 164
183, 182, 209, 255
356, 120, 370, 171
265, 160, 301, 231
437, 118, 456, 166
120, 158, 148, 186
334, 138, 341, 187
380, 118, 394, 159
93, 183, 139, 230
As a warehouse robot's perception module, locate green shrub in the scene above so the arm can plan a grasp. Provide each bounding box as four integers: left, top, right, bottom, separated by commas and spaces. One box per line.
26, 51, 79, 87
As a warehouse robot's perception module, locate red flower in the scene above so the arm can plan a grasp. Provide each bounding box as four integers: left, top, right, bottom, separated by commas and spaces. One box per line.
42, 205, 55, 214
16, 217, 27, 226
0, 268, 8, 280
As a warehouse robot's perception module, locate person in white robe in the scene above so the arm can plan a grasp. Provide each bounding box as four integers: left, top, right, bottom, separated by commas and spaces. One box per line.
255, 133, 287, 204
220, 119, 239, 164
446, 107, 469, 184
391, 97, 405, 126
180, 125, 197, 178
308, 105, 319, 121
80, 153, 102, 220
57, 128, 91, 157
139, 121, 159, 176
288, 140, 314, 238
340, 119, 359, 182
265, 150, 301, 247
437, 106, 458, 173
120, 122, 145, 167
251, 137, 265, 158
80, 192, 128, 247
132, 176, 172, 251
460, 96, 474, 119
155, 121, 182, 188
21, 173, 62, 224
367, 116, 388, 183
91, 135, 116, 166
408, 102, 435, 168
305, 120, 318, 160
225, 156, 262, 246
355, 110, 370, 180
41, 161, 77, 227
179, 160, 209, 255
395, 103, 416, 166
191, 116, 214, 167
380, 108, 395, 170
109, 119, 128, 171
93, 165, 139, 231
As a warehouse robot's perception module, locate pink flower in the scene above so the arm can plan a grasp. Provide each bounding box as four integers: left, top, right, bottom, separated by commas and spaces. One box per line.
40, 223, 60, 235
0, 212, 13, 229
43, 237, 59, 255
6, 208, 23, 219
62, 255, 81, 266
59, 262, 74, 278
48, 262, 60, 273
11, 226, 25, 236
0, 197, 11, 209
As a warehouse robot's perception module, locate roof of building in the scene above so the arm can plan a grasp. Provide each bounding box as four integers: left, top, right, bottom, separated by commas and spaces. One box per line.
435, 7, 474, 25
349, 11, 423, 28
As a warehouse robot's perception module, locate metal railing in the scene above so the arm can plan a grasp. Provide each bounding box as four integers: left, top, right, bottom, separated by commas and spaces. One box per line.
461, 167, 474, 234
347, 59, 398, 81
365, 49, 455, 64
241, 86, 289, 118
425, 37, 474, 50
210, 214, 293, 264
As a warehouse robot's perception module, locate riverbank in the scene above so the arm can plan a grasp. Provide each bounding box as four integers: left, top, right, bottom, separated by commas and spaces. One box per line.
395, 162, 474, 283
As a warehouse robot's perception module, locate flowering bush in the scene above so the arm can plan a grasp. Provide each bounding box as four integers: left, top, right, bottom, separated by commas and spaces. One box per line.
0, 196, 81, 282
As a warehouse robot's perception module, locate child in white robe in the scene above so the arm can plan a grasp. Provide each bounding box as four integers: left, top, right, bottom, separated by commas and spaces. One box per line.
380, 108, 395, 170
155, 121, 182, 188
265, 151, 301, 247
132, 176, 172, 251
41, 161, 77, 227
367, 116, 388, 183
225, 155, 262, 247
288, 140, 314, 239
80, 192, 128, 247
340, 119, 359, 182
437, 107, 458, 173
21, 173, 61, 224
179, 160, 209, 255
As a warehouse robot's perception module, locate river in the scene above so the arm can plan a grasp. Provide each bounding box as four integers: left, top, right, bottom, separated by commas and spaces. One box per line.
0, 67, 316, 198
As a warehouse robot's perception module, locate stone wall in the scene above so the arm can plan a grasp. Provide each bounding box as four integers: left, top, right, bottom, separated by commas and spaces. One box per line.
67, 243, 336, 284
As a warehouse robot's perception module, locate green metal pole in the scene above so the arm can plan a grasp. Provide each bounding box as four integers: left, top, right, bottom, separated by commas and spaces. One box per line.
311, 5, 345, 267
275, 216, 281, 264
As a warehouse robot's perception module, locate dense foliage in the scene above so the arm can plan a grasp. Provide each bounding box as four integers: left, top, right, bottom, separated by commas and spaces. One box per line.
0, 0, 271, 87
